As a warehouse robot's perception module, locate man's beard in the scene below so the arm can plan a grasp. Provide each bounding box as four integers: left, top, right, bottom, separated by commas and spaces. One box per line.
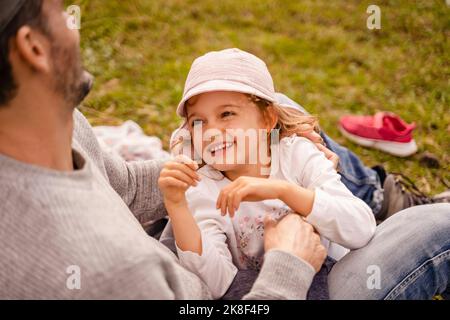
50, 42, 93, 108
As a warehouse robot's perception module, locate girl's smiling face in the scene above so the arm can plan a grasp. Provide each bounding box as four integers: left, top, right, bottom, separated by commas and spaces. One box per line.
185, 91, 276, 177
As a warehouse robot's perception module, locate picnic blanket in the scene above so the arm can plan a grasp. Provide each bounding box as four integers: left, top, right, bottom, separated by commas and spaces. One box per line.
93, 120, 170, 162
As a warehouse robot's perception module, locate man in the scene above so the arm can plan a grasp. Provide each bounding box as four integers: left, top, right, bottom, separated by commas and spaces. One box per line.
0, 0, 324, 299
0, 0, 448, 299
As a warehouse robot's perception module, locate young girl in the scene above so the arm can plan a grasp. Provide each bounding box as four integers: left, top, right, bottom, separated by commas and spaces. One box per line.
158, 48, 376, 299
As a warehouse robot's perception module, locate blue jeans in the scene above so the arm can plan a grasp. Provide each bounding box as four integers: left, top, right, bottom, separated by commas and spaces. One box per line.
275, 93, 384, 215
328, 203, 450, 299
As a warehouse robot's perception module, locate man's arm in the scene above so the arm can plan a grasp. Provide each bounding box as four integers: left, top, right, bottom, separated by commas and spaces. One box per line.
244, 250, 316, 300
101, 151, 168, 224
74, 247, 315, 300
245, 214, 326, 300
73, 109, 168, 225
75, 215, 320, 300
77, 252, 211, 299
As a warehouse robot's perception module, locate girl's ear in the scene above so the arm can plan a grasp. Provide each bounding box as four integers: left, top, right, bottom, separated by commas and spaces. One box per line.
264, 105, 279, 131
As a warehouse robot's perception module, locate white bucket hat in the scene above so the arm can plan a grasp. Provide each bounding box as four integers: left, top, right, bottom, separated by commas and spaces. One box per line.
176, 48, 277, 117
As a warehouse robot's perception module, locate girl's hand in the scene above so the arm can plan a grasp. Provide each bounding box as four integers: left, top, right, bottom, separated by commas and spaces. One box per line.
216, 177, 287, 217
158, 155, 201, 207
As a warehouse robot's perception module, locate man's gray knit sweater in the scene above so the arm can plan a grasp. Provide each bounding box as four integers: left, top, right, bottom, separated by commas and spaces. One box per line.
0, 109, 315, 299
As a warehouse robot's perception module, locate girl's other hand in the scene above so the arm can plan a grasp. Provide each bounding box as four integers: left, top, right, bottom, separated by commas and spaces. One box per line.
158, 155, 201, 207
216, 177, 286, 217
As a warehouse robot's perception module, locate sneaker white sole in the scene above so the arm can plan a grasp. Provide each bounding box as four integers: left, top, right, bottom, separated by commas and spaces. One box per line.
339, 125, 418, 157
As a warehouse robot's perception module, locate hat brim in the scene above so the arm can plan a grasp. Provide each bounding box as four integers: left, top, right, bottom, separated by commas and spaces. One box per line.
176, 79, 276, 117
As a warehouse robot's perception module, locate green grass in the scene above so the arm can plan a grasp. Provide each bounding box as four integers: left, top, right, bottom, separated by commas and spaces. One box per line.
73, 0, 449, 194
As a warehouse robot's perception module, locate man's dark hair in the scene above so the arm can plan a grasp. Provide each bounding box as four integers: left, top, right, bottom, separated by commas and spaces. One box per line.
0, 0, 45, 106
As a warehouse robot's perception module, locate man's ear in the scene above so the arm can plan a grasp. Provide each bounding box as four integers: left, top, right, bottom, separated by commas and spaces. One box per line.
13, 26, 51, 73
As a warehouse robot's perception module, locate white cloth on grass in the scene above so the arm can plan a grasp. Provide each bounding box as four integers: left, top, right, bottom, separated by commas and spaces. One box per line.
93, 120, 170, 162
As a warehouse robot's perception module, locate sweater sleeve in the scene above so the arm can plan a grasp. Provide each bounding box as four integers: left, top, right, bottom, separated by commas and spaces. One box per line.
77, 247, 313, 300
176, 189, 238, 299
288, 137, 376, 249
244, 250, 315, 300
73, 109, 168, 225
101, 151, 168, 224
76, 251, 213, 300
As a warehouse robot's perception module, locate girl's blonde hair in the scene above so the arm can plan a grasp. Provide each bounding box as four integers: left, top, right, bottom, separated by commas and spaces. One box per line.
246, 94, 321, 140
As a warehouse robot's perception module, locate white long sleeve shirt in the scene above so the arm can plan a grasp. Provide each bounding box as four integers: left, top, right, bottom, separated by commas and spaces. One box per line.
166, 136, 376, 299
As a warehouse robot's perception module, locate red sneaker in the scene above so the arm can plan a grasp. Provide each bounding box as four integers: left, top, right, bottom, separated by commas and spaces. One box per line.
339, 112, 418, 157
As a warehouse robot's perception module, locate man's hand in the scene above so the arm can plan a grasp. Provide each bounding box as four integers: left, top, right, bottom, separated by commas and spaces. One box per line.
315, 143, 339, 170
298, 130, 339, 170
264, 214, 327, 272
